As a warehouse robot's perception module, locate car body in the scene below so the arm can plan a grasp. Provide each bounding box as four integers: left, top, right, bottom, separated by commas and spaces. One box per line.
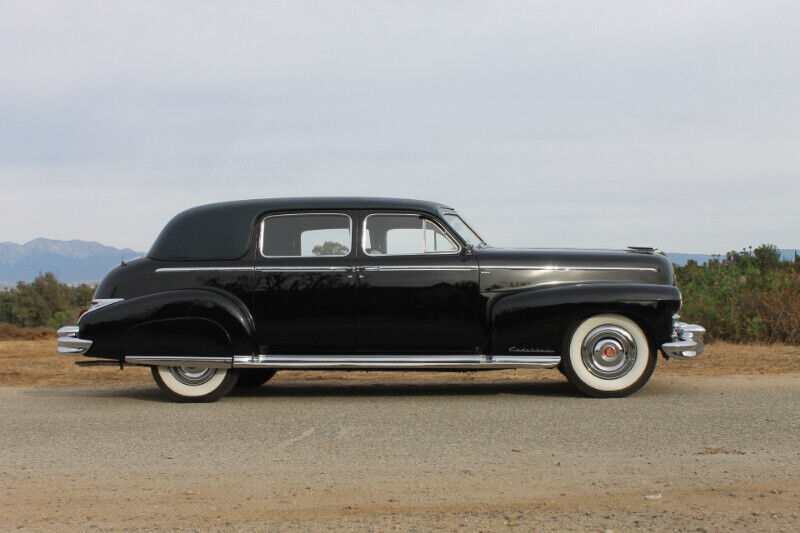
58, 197, 704, 401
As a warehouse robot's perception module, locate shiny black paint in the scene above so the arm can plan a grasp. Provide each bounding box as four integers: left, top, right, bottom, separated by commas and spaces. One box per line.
488, 283, 680, 356
79, 197, 682, 362
251, 210, 357, 354
82, 289, 256, 359
355, 210, 483, 354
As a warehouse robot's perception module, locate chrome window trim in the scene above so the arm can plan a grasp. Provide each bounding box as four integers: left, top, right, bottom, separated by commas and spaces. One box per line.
259, 212, 354, 259
439, 209, 487, 247
361, 213, 462, 257
480, 265, 658, 272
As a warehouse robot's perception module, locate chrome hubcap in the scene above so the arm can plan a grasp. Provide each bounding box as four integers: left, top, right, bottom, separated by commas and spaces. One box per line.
169, 366, 217, 386
580, 325, 638, 379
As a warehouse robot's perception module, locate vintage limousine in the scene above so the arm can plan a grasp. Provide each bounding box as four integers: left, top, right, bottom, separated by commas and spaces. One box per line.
58, 197, 704, 402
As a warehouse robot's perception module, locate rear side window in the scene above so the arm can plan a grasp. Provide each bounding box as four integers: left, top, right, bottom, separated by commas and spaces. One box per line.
362, 214, 459, 256
261, 213, 352, 257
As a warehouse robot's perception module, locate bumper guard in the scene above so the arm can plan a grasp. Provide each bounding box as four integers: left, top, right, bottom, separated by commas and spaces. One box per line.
57, 326, 93, 355
661, 319, 705, 359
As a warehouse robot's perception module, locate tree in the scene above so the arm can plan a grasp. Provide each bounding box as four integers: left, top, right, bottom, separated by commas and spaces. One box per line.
312, 241, 349, 256
753, 243, 781, 271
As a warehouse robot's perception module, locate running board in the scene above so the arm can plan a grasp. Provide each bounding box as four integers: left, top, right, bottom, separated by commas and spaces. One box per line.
124, 354, 561, 370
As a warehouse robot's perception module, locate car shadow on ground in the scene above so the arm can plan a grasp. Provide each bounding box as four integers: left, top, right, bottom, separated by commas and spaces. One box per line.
27, 377, 600, 403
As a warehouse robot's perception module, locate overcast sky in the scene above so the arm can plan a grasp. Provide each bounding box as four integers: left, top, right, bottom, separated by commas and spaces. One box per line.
2, 1, 799, 253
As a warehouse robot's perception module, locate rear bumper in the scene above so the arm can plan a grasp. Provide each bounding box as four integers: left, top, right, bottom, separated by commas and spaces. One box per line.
57, 326, 93, 355
661, 319, 705, 359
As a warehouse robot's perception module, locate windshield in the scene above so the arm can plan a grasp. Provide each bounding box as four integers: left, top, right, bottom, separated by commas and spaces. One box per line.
442, 213, 486, 247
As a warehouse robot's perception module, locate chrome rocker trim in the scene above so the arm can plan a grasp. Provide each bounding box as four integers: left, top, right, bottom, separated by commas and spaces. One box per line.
123, 354, 561, 370
57, 326, 93, 355
661, 320, 706, 359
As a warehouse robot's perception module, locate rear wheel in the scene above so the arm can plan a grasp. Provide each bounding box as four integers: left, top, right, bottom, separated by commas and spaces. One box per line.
561, 314, 656, 398
151, 365, 238, 402
235, 369, 277, 388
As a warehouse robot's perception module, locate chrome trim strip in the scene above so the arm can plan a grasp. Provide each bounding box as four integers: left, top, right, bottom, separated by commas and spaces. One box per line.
232, 354, 561, 369
259, 212, 353, 259
362, 212, 462, 257
480, 265, 658, 272
361, 265, 477, 272
124, 356, 233, 368
256, 266, 353, 272
122, 354, 563, 370
155, 267, 252, 272
57, 326, 79, 336
491, 355, 561, 367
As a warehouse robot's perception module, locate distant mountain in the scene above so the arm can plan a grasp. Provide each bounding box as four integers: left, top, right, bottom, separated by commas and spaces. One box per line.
666, 249, 800, 266
0, 238, 141, 285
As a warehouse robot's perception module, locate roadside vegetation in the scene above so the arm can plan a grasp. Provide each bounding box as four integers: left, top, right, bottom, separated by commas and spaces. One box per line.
0, 272, 94, 331
0, 244, 798, 344
675, 244, 800, 344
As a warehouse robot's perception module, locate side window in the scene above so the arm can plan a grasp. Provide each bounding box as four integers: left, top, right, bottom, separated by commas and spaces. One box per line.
261, 213, 352, 257
363, 214, 458, 256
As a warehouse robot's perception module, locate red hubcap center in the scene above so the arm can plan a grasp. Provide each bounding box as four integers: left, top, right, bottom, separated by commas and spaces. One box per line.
603, 346, 616, 357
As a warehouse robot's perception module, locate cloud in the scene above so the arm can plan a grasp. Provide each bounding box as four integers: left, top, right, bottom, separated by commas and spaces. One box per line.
2, 1, 799, 253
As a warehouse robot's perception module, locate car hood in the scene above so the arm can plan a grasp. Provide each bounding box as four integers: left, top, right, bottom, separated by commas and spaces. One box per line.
472, 247, 673, 285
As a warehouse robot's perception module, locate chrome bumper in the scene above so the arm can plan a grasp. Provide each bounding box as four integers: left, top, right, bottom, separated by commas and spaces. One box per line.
57, 326, 93, 355
661, 319, 705, 359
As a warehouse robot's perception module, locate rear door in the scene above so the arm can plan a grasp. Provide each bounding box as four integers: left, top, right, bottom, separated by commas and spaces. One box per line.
252, 210, 356, 354
355, 210, 482, 354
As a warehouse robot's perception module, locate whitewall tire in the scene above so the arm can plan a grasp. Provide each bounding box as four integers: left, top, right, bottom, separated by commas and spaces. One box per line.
561, 314, 656, 397
151, 365, 238, 402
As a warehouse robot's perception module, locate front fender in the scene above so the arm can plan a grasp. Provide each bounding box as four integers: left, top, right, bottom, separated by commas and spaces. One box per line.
489, 283, 681, 356
79, 289, 257, 359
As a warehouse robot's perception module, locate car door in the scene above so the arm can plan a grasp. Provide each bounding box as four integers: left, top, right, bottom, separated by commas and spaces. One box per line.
252, 210, 356, 354
355, 210, 483, 354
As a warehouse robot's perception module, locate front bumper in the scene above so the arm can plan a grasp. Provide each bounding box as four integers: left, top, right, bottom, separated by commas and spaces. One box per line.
661, 319, 705, 359
57, 326, 93, 355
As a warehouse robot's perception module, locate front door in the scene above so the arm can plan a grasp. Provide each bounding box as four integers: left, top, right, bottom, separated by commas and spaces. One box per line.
355, 210, 483, 354
252, 210, 356, 354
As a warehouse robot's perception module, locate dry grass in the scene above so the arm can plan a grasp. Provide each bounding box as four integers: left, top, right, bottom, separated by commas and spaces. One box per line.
1, 339, 799, 387
0, 323, 56, 341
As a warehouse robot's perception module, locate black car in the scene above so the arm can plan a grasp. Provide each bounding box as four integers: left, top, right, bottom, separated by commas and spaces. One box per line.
58, 197, 704, 402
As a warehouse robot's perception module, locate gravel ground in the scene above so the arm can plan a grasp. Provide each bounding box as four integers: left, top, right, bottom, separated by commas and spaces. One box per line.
1, 374, 799, 531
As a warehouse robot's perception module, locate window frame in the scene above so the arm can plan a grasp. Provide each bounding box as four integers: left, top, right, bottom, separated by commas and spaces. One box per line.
258, 212, 354, 259
439, 209, 487, 247
361, 212, 463, 257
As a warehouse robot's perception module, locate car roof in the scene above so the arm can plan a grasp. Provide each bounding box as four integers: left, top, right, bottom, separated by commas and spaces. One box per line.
148, 197, 453, 261
192, 197, 452, 213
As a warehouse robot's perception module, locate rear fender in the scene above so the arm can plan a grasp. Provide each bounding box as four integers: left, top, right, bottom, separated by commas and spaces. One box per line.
489, 283, 681, 356
79, 289, 257, 359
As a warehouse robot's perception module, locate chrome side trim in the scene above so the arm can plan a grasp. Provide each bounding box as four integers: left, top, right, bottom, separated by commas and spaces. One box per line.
122, 354, 563, 370
490, 355, 561, 367
256, 266, 353, 272
480, 265, 658, 272
361, 265, 477, 272
232, 354, 561, 369
124, 356, 233, 368
155, 267, 253, 272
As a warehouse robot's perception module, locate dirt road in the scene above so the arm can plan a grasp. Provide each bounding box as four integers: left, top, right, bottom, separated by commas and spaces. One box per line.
1, 375, 799, 531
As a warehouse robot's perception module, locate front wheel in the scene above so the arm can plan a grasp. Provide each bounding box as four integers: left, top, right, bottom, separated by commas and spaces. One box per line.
561, 314, 656, 398
151, 365, 238, 402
